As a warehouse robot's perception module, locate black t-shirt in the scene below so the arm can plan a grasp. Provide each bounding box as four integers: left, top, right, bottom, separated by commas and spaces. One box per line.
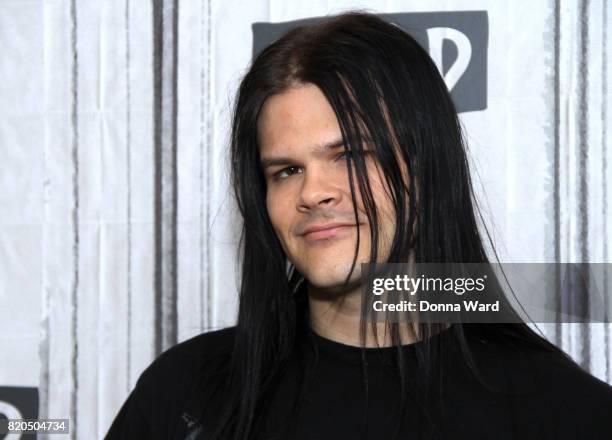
105, 326, 612, 439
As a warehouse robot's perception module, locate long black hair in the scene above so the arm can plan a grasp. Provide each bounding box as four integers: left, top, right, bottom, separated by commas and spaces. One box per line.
212, 11, 570, 440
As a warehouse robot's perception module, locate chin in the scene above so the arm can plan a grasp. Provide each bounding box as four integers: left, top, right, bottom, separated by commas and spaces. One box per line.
301, 263, 363, 292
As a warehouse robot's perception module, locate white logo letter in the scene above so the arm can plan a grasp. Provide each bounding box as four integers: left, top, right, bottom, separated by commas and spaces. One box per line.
427, 27, 472, 92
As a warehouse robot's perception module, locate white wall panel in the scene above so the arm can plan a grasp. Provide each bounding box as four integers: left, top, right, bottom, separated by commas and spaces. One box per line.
0, 0, 609, 437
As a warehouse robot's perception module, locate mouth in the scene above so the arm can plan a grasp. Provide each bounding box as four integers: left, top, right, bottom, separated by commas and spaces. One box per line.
300, 223, 360, 241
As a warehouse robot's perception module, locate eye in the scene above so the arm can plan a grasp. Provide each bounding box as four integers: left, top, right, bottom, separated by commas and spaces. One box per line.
274, 166, 303, 180
335, 150, 371, 161
336, 151, 353, 161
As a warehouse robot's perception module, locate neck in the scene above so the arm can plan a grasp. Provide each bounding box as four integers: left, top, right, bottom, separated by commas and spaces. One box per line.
307, 282, 420, 347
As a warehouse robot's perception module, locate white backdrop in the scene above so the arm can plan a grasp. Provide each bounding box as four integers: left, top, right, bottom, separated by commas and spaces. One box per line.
0, 0, 610, 438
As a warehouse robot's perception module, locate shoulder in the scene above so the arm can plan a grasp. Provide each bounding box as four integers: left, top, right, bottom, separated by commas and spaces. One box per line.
138, 326, 236, 386
105, 326, 236, 439
470, 342, 612, 436
515, 347, 612, 400
533, 349, 612, 407
524, 350, 612, 437
474, 339, 612, 398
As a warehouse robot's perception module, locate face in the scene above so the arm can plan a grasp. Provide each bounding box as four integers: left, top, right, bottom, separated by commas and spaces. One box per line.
258, 83, 397, 294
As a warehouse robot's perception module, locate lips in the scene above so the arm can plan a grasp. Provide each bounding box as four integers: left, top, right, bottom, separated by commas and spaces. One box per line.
300, 223, 358, 241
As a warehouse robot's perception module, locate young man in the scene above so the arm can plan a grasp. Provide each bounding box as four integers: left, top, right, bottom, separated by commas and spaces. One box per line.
107, 12, 612, 440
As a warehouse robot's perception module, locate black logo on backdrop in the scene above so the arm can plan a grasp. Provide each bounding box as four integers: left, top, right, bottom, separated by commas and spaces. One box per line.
252, 11, 488, 113
0, 386, 38, 439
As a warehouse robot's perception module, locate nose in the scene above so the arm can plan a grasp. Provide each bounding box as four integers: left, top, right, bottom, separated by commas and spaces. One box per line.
297, 168, 342, 212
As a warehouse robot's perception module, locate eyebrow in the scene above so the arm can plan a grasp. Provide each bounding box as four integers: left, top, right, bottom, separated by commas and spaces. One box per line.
260, 137, 346, 170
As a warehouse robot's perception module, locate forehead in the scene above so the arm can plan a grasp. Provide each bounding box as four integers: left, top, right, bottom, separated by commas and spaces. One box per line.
257, 83, 342, 155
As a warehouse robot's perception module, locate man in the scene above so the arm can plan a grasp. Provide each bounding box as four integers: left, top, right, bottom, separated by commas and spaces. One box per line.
107, 12, 612, 440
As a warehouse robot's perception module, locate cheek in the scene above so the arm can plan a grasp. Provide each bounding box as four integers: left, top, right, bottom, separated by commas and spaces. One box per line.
361, 164, 397, 231
266, 191, 279, 228
350, 162, 393, 212
266, 187, 291, 237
